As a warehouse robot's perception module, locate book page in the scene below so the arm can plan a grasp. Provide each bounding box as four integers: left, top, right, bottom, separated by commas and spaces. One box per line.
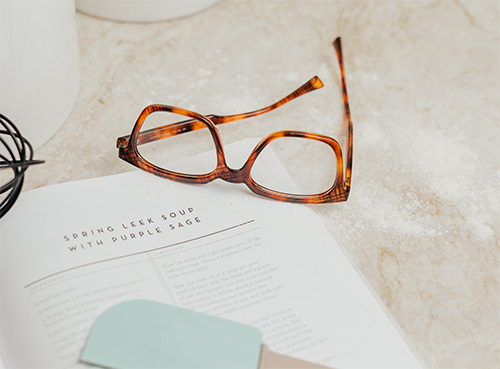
0, 140, 423, 368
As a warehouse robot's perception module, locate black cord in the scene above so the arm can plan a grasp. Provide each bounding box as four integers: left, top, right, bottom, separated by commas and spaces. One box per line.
0, 114, 44, 219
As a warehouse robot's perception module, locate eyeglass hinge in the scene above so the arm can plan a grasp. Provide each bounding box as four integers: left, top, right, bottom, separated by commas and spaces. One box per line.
116, 136, 129, 148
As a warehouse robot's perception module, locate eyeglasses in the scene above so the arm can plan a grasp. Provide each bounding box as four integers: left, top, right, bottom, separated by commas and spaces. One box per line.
117, 37, 353, 204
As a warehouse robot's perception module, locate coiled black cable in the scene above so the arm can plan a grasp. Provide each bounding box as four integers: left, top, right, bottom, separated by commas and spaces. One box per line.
0, 114, 44, 219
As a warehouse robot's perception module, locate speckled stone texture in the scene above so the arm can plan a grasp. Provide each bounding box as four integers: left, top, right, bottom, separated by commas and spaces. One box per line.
22, 1, 499, 368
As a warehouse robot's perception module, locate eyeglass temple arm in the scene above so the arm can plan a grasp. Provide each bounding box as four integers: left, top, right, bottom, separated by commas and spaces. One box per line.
208, 76, 324, 124
333, 37, 353, 191
116, 76, 324, 148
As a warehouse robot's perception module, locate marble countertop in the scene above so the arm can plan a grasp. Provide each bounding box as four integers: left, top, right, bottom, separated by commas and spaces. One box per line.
21, 1, 499, 368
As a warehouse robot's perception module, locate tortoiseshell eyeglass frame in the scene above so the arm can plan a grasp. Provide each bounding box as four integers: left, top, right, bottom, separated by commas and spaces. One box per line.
117, 37, 353, 204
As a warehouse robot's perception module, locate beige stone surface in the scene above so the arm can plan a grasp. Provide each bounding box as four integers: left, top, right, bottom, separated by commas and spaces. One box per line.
21, 1, 499, 368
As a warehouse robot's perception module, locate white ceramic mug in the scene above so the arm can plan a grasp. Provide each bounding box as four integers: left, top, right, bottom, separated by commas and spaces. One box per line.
75, 0, 221, 23
0, 0, 80, 149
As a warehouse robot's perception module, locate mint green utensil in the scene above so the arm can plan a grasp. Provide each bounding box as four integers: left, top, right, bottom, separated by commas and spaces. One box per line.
81, 300, 262, 369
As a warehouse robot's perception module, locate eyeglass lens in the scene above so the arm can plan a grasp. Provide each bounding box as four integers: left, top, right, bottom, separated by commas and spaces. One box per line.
137, 110, 338, 196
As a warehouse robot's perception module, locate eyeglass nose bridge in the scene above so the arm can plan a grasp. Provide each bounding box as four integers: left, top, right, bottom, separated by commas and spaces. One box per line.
216, 162, 251, 184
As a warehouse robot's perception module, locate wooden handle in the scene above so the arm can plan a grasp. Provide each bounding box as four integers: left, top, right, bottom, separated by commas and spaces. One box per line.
258, 344, 334, 369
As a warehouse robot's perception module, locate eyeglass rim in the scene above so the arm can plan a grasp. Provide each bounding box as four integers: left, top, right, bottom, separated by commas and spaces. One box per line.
118, 104, 348, 204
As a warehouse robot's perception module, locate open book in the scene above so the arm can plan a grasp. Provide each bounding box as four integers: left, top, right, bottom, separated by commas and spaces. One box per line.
0, 140, 424, 368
